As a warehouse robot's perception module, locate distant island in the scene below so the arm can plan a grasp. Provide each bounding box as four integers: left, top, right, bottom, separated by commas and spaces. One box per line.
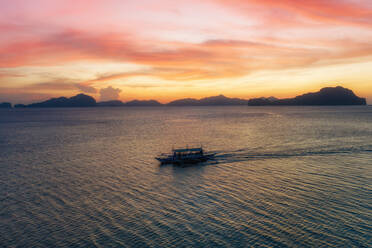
12, 94, 248, 108
168, 95, 247, 106
248, 86, 366, 106
97, 99, 163, 107
14, 94, 96, 108
4, 86, 367, 108
0, 102, 12, 108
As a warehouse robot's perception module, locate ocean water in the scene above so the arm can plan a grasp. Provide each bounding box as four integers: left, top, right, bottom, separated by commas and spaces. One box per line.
0, 106, 371, 247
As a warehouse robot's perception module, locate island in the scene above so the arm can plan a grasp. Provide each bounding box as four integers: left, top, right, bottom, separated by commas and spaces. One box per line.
97, 99, 162, 107
124, 100, 162, 107
96, 100, 125, 107
16, 94, 97, 108
248, 86, 366, 106
0, 102, 12, 108
167, 95, 247, 106
8, 86, 367, 108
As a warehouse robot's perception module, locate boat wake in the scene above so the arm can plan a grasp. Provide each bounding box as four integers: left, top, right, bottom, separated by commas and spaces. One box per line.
211, 145, 372, 164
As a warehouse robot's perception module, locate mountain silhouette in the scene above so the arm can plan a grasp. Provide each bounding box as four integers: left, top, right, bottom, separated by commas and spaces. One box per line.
14, 104, 26, 108
248, 86, 366, 106
124, 100, 162, 106
20, 94, 96, 108
167, 95, 247, 106
10, 86, 367, 108
97, 99, 162, 107
0, 102, 12, 108
167, 98, 199, 106
97, 100, 125, 107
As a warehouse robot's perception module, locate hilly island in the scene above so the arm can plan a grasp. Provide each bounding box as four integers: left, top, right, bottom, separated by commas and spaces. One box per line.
2, 86, 366, 108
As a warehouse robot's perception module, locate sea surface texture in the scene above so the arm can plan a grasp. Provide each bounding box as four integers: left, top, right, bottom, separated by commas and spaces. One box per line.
0, 106, 371, 247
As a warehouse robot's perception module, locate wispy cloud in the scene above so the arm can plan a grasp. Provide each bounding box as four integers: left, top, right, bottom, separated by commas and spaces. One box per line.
21, 81, 97, 94
74, 83, 97, 93
213, 0, 372, 27
2, 26, 372, 77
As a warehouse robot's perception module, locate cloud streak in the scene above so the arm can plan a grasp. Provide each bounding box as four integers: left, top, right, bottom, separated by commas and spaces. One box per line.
20, 81, 97, 94
2, 28, 371, 82
213, 0, 372, 27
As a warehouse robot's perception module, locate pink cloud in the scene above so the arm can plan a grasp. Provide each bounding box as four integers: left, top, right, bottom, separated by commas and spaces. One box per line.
1, 0, 372, 87
213, 0, 372, 27
1, 27, 372, 82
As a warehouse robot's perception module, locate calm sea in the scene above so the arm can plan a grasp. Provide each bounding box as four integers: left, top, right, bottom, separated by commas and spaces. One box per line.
0, 106, 371, 247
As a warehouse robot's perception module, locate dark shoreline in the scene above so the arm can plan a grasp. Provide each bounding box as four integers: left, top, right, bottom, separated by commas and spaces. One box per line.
1, 86, 367, 108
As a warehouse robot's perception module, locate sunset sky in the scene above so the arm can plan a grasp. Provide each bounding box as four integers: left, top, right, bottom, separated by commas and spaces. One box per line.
1, 0, 372, 104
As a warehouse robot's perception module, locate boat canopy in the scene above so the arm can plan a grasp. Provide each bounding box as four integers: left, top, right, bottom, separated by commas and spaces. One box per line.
173, 148, 202, 153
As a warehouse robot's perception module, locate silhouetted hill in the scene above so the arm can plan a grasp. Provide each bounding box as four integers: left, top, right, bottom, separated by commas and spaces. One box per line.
14, 104, 26, 108
97, 100, 125, 107
200, 95, 247, 105
21, 94, 97, 108
0, 102, 12, 108
167, 98, 199, 106
247, 96, 279, 106
11, 86, 366, 108
168, 95, 247, 106
248, 86, 366, 106
124, 100, 162, 106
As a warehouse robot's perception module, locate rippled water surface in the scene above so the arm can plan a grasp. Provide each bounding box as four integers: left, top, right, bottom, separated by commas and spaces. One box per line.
1, 106, 371, 247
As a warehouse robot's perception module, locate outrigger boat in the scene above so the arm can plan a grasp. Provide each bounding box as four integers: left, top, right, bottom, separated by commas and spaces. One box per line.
156, 147, 215, 165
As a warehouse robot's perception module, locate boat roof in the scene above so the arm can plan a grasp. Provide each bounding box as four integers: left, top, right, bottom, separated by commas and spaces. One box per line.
173, 148, 202, 152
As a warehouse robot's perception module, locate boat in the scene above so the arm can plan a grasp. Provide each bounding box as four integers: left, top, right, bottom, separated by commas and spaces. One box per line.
156, 147, 215, 165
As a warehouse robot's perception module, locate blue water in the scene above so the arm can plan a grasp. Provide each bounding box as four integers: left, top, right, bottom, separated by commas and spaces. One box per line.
0, 106, 371, 247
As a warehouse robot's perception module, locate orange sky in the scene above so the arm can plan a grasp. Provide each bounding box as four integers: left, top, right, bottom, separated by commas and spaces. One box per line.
0, 0, 371, 104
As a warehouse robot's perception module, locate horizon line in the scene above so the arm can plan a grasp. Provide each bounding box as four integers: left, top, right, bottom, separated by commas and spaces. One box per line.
2, 86, 369, 106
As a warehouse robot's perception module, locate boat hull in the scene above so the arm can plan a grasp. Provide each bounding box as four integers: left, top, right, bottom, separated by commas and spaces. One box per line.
156, 154, 215, 165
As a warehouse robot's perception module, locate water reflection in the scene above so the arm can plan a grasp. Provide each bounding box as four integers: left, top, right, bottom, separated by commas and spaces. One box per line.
1, 106, 371, 247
